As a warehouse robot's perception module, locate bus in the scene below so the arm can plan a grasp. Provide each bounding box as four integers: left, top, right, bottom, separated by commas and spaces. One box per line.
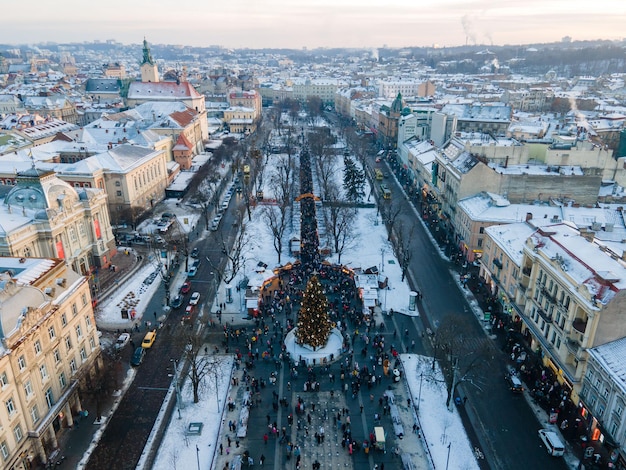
375, 169, 383, 181
380, 184, 391, 200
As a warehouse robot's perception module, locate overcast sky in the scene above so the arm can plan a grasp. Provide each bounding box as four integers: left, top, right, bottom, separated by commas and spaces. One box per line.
3, 0, 625, 49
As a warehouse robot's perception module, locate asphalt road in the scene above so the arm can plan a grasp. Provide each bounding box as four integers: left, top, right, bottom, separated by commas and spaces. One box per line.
371, 152, 569, 470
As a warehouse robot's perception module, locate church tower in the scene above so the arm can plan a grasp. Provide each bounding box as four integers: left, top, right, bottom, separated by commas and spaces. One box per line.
140, 38, 159, 83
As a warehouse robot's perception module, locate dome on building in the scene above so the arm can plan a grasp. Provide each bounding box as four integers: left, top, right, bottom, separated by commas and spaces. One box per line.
4, 166, 79, 211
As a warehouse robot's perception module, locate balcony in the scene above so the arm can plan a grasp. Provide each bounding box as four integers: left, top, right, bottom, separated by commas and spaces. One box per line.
493, 258, 503, 269
566, 338, 580, 355
522, 266, 532, 276
538, 308, 553, 323
572, 318, 588, 334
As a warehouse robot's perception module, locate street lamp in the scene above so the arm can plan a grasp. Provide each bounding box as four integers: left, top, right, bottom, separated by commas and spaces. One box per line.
418, 373, 423, 411
195, 444, 200, 470
170, 359, 182, 419
445, 442, 451, 470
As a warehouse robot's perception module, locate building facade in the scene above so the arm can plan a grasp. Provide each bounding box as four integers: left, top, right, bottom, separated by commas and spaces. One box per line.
0, 258, 101, 469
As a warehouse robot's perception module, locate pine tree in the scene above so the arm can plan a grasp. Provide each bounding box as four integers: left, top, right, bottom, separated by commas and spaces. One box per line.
296, 275, 331, 350
343, 156, 365, 203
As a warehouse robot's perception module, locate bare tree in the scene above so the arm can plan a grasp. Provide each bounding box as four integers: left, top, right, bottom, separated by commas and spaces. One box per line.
205, 223, 250, 285
323, 183, 358, 264
393, 221, 415, 282
380, 199, 402, 241
182, 331, 229, 404
433, 313, 491, 410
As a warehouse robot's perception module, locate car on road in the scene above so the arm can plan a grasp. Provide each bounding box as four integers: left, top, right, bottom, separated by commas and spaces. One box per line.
505, 366, 524, 393
187, 266, 198, 277
183, 305, 195, 323
210, 218, 220, 231
190, 247, 199, 258
189, 292, 201, 305
114, 333, 130, 350
130, 347, 145, 366
170, 295, 184, 309
180, 281, 192, 294
141, 330, 157, 349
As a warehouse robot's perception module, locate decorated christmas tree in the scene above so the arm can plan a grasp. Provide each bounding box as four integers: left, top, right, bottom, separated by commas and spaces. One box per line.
296, 274, 331, 350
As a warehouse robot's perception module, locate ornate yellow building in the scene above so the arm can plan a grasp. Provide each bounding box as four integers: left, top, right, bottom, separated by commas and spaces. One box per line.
0, 257, 101, 468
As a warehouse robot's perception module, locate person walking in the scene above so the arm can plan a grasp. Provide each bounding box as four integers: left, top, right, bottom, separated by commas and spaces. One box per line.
259, 454, 265, 466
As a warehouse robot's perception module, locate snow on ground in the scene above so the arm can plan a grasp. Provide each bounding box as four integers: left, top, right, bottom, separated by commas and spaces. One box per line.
96, 146, 478, 468
150, 355, 234, 470
402, 354, 480, 470
96, 261, 162, 329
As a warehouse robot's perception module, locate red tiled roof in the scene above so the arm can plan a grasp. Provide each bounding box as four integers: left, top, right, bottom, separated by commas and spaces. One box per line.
170, 109, 197, 127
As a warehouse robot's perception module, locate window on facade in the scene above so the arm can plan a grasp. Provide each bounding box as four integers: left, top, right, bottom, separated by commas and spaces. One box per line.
565, 296, 570, 309
53, 348, 61, 364
69, 227, 77, 242
85, 315, 92, 328
45, 388, 54, 409
76, 324, 83, 339
556, 338, 561, 350
40, 364, 48, 381
610, 421, 618, 437
604, 388, 610, 399
82, 293, 88, 307
551, 332, 557, 345
48, 326, 56, 340
72, 303, 78, 316
115, 181, 121, 187
31, 404, 40, 424
59, 372, 66, 389
116, 191, 122, 197
479, 227, 485, 234
0, 441, 8, 460
0, 372, 8, 388
24, 380, 33, 398
5, 397, 16, 416
14, 424, 23, 443
477, 238, 483, 248
80, 347, 87, 361
89, 336, 96, 351
17, 355, 26, 371
34, 340, 42, 355
70, 359, 77, 374
65, 336, 72, 351
61, 313, 67, 327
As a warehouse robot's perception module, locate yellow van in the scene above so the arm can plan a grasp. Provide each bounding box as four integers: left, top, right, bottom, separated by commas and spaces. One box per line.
375, 169, 383, 181
141, 330, 157, 349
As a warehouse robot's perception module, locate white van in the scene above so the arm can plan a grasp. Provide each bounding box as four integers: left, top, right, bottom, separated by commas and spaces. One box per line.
538, 429, 565, 457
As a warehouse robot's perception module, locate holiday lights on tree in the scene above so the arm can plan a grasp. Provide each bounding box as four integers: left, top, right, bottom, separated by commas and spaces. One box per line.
296, 274, 331, 350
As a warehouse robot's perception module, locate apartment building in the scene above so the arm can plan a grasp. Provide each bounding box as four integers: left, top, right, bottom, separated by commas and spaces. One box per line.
516, 222, 626, 401
0, 257, 101, 469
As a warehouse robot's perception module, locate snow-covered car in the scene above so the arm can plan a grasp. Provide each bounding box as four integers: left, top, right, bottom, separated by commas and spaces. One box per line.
170, 295, 183, 309
114, 333, 130, 350
189, 292, 201, 305
190, 247, 199, 258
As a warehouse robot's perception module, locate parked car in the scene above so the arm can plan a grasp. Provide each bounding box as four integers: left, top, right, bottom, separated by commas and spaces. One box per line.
187, 266, 198, 277
180, 281, 192, 294
130, 347, 145, 366
189, 292, 201, 305
190, 247, 199, 258
114, 333, 130, 350
170, 295, 184, 309
141, 330, 157, 349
